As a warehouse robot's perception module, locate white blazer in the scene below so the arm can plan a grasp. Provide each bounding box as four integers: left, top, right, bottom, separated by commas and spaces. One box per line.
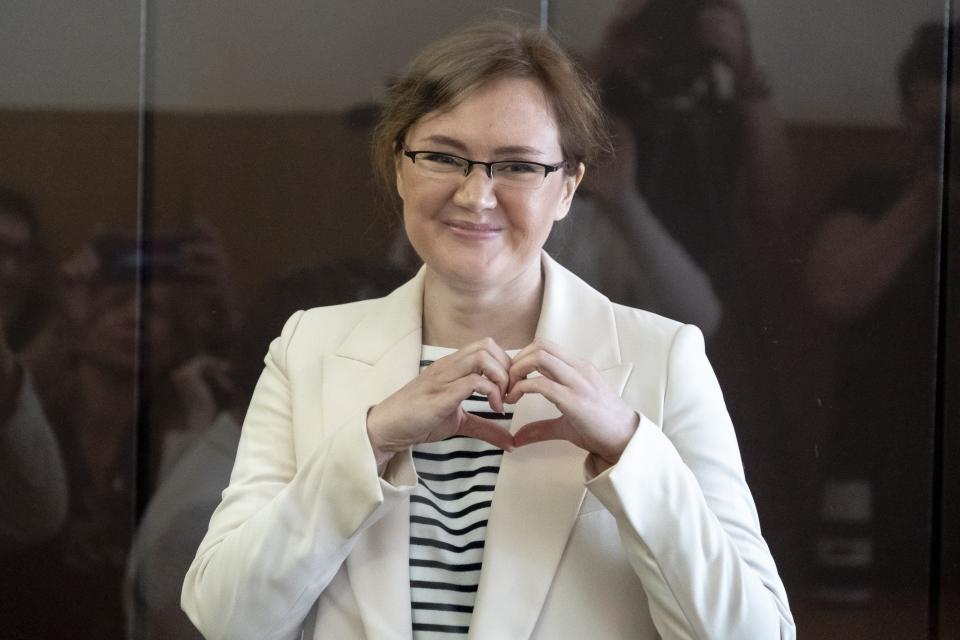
182, 253, 795, 640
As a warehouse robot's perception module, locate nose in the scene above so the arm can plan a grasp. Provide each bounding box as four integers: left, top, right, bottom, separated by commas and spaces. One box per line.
452, 167, 498, 212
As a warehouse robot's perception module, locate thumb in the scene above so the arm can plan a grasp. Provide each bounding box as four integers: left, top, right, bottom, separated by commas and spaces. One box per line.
458, 411, 516, 452
513, 418, 573, 448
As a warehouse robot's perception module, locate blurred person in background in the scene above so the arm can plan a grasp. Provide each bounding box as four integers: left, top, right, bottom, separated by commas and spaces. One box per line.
594, 0, 796, 264
2, 224, 240, 639
0, 187, 67, 552
591, 0, 802, 576
545, 116, 722, 336
802, 21, 953, 604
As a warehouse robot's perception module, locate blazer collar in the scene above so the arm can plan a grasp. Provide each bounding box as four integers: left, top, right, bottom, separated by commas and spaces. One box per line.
335, 267, 425, 365
535, 251, 622, 369
335, 252, 623, 368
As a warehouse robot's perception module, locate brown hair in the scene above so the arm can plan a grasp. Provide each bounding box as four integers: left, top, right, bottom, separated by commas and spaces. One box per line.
371, 19, 609, 200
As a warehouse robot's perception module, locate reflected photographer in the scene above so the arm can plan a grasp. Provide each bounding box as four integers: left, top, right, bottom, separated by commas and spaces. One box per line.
802, 21, 953, 606
0, 188, 67, 553
3, 222, 241, 638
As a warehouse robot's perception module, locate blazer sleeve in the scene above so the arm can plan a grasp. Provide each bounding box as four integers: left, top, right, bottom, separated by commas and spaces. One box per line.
584, 324, 796, 640
180, 310, 417, 640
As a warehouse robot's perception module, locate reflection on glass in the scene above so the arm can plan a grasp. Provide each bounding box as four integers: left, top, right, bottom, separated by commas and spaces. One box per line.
0, 1, 143, 635
555, 0, 803, 599
0, 189, 67, 556
552, 0, 948, 636
801, 20, 947, 629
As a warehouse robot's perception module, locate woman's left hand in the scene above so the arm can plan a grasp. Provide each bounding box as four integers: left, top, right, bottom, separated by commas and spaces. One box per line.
505, 339, 639, 469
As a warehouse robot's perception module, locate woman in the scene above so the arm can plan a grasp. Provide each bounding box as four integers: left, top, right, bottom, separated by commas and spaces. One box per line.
182, 21, 794, 639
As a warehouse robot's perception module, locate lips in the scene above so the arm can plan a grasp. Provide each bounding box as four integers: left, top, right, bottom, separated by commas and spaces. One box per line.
444, 219, 503, 236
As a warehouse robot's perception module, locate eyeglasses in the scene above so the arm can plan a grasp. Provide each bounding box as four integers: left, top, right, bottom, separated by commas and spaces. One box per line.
399, 142, 567, 189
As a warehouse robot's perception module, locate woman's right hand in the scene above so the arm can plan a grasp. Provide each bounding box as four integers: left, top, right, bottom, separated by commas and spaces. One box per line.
366, 338, 516, 469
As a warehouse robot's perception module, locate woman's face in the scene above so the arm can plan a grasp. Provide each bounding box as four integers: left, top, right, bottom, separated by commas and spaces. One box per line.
397, 77, 583, 291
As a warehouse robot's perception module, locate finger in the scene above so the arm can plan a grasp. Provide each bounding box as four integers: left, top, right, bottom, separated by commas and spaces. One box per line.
509, 349, 580, 393
458, 411, 515, 452
509, 338, 589, 394
513, 418, 573, 448
504, 375, 568, 407
474, 350, 511, 396
466, 337, 513, 373
437, 346, 510, 396
451, 373, 505, 414
511, 337, 577, 364
431, 351, 509, 387
458, 337, 512, 390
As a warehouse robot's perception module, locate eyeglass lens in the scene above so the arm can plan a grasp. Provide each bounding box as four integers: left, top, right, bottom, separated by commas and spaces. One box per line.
412, 152, 550, 187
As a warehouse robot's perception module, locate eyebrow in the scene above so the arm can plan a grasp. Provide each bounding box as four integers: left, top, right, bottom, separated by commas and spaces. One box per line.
419, 134, 545, 157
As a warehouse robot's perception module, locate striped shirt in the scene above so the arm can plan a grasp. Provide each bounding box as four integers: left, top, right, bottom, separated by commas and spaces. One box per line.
410, 345, 515, 638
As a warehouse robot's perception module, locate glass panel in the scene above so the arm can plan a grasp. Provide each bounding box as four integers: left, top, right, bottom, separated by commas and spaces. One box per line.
0, 1, 144, 638
938, 13, 959, 635
133, 2, 540, 638
551, 0, 947, 637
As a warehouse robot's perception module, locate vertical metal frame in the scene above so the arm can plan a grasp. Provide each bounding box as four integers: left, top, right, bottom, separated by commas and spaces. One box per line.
936, 7, 959, 638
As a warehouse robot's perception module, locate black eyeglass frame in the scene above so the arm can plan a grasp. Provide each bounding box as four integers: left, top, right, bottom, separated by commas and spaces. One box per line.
397, 142, 569, 181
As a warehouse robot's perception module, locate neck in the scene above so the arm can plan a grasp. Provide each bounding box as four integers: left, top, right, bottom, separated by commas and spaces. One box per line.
422, 259, 544, 350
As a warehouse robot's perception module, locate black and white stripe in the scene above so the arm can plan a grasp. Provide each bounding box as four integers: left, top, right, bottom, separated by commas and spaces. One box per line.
410, 346, 515, 638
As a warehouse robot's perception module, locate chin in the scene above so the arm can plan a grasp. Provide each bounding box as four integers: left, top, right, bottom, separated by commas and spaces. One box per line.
425, 251, 496, 284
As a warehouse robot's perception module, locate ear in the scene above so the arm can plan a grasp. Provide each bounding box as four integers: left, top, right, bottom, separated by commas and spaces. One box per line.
394, 153, 407, 202
554, 163, 585, 222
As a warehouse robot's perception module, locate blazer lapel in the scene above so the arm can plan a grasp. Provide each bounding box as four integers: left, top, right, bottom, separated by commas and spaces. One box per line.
328, 270, 426, 639
469, 253, 633, 639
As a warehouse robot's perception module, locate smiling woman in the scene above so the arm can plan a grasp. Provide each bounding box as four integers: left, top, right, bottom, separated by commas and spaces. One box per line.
396, 76, 582, 324
181, 20, 795, 640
